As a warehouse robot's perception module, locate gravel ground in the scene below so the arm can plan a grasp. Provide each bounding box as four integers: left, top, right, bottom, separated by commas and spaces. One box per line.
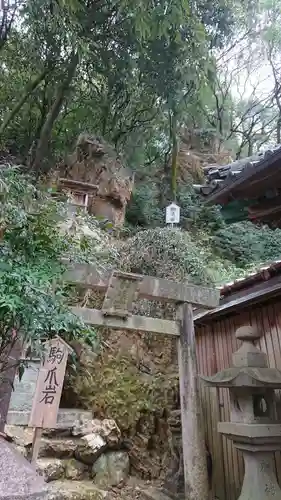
109, 478, 162, 500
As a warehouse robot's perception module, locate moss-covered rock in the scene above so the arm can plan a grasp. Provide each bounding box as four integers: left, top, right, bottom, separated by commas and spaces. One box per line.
68, 351, 177, 430
64, 334, 179, 480
65, 459, 88, 481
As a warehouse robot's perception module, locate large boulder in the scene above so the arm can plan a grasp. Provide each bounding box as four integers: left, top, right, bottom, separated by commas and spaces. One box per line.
91, 451, 130, 488
60, 134, 134, 227
65, 325, 180, 482
0, 438, 48, 499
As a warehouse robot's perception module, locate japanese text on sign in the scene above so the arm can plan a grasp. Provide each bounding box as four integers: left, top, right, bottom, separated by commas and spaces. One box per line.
29, 337, 72, 429
165, 202, 180, 224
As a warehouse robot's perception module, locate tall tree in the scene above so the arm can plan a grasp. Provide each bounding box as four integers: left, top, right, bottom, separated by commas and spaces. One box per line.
0, 0, 20, 51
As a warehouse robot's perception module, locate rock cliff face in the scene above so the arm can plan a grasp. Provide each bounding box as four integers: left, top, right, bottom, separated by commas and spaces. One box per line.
62, 328, 213, 500
60, 134, 134, 226
62, 323, 180, 483
176, 129, 233, 186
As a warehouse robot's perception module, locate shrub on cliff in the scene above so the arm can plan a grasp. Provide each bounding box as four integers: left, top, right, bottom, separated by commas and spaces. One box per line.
120, 227, 216, 285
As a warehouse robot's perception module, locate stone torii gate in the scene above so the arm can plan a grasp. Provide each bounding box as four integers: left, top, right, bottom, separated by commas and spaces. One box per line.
65, 262, 220, 500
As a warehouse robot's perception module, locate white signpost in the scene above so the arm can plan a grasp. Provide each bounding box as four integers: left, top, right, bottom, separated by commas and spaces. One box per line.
165, 202, 180, 228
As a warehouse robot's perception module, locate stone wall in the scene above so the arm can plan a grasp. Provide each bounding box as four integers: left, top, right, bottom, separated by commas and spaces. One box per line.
5, 411, 131, 500
62, 327, 180, 482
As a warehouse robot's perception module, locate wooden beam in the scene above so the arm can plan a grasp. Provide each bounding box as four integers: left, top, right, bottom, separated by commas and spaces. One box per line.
71, 307, 180, 336
65, 261, 220, 308
248, 196, 281, 220
59, 178, 98, 192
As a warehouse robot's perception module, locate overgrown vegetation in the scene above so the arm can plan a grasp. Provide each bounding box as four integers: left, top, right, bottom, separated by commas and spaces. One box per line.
69, 353, 178, 430
2, 1, 281, 279
0, 1, 258, 172
121, 227, 217, 285
3, 0, 281, 458
126, 187, 281, 280
0, 166, 111, 378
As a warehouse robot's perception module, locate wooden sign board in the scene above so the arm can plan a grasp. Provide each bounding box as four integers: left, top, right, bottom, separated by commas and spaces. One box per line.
165, 202, 180, 224
29, 337, 72, 429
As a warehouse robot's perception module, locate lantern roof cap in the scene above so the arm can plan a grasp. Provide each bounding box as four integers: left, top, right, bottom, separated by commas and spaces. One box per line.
201, 325, 281, 388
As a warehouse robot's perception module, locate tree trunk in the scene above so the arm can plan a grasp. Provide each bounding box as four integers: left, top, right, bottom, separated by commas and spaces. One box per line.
0, 68, 50, 135
277, 115, 281, 144
170, 111, 178, 201
0, 1, 17, 53
247, 140, 253, 157
178, 302, 209, 500
32, 51, 79, 173
0, 335, 22, 432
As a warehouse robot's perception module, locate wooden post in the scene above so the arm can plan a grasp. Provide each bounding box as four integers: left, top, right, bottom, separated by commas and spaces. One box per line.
178, 302, 209, 500
31, 427, 43, 464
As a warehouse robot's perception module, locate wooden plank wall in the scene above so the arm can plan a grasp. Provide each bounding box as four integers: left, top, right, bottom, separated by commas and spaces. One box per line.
195, 300, 281, 500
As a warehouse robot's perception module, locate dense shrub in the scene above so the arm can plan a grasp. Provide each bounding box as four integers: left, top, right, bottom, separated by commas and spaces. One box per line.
212, 222, 281, 267
121, 227, 217, 285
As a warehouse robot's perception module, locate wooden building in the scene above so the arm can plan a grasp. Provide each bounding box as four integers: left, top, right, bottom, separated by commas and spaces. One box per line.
194, 260, 281, 499
58, 178, 98, 212
194, 145, 281, 226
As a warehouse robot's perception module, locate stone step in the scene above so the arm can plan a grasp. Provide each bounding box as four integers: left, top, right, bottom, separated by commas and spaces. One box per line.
6, 428, 111, 466
7, 408, 92, 429
38, 434, 108, 467
38, 437, 84, 459
47, 480, 108, 500
4, 429, 85, 461
36, 457, 90, 482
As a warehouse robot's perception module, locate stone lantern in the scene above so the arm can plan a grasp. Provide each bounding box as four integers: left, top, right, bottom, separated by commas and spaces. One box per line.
200, 325, 281, 500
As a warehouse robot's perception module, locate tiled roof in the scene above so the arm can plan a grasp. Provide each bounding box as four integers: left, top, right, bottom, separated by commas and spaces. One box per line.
193, 144, 281, 198
193, 259, 281, 322
218, 259, 281, 297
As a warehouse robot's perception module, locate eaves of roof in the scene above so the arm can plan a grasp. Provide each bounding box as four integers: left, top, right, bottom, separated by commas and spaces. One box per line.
193, 145, 281, 204
194, 259, 281, 324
